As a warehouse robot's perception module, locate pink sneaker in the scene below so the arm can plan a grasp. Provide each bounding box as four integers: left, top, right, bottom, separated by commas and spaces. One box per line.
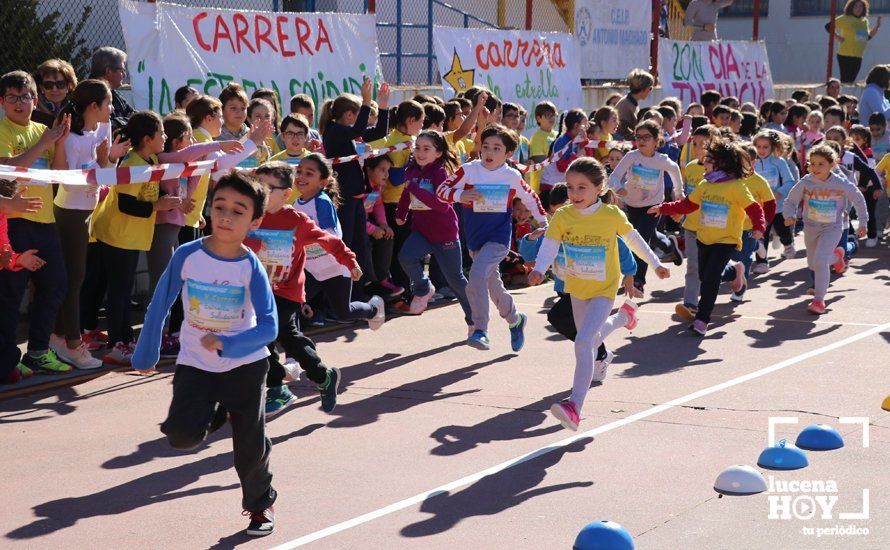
619, 300, 638, 331
550, 401, 580, 431
807, 299, 826, 315
831, 247, 846, 274
380, 279, 405, 297
731, 262, 746, 293
103, 342, 134, 366
408, 285, 436, 315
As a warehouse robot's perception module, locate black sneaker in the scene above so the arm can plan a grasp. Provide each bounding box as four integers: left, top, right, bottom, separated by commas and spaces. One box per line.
668, 234, 683, 266
244, 506, 274, 536
318, 367, 341, 413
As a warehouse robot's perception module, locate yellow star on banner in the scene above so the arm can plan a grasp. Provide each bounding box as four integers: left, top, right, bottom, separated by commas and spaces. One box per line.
443, 49, 474, 93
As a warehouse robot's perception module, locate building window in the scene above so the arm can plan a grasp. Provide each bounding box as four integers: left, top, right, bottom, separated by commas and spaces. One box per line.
720, 0, 770, 18
792, 0, 890, 16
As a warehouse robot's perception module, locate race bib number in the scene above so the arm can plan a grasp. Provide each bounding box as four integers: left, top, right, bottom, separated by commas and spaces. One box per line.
185, 279, 245, 332
410, 179, 436, 211
759, 166, 779, 190
283, 156, 302, 166
700, 200, 729, 228
806, 198, 839, 224
178, 177, 189, 198
354, 141, 368, 155
305, 243, 327, 260
238, 156, 259, 169
472, 183, 511, 213
561, 243, 607, 281
31, 158, 50, 169
363, 191, 380, 211
629, 164, 660, 193
856, 29, 869, 42
249, 229, 294, 269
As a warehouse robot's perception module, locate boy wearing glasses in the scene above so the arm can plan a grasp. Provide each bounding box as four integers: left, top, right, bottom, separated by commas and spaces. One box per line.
244, 161, 359, 417
502, 102, 530, 165
270, 113, 311, 172
0, 71, 72, 383
528, 101, 558, 193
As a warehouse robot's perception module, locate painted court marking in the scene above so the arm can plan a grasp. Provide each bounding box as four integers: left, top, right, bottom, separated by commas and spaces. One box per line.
270, 321, 890, 549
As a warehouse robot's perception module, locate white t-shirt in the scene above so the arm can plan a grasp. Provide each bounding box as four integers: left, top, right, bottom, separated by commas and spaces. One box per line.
608, 150, 684, 208
56, 122, 112, 210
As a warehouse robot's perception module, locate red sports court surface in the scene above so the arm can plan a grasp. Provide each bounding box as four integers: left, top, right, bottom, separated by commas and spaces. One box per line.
1, 244, 889, 549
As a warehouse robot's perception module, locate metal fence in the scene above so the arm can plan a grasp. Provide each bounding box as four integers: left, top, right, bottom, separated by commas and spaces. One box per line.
2, 0, 569, 86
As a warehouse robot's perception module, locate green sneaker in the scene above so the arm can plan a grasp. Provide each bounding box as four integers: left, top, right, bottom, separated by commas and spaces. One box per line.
17, 363, 34, 378
317, 367, 341, 413
264, 385, 296, 418
22, 350, 73, 375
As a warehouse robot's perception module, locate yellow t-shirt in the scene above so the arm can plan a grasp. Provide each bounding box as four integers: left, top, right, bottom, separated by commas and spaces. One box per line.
528, 128, 558, 193
741, 173, 774, 231
185, 127, 214, 228
544, 203, 634, 300
369, 129, 413, 203
688, 178, 757, 249
681, 160, 706, 232
876, 153, 890, 180
265, 135, 281, 156
594, 132, 613, 161
90, 150, 159, 251
0, 118, 54, 223
836, 15, 870, 58
445, 131, 466, 163
679, 142, 697, 179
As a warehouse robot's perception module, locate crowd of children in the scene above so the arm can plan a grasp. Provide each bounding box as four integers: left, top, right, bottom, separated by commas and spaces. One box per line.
1, 59, 889, 535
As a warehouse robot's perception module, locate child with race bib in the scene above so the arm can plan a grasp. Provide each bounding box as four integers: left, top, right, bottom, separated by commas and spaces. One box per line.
396, 130, 473, 329
246, 162, 360, 417
782, 144, 868, 315
437, 124, 547, 351
293, 153, 386, 329
132, 172, 279, 537
751, 130, 797, 273
650, 139, 766, 336
528, 157, 668, 431
608, 120, 684, 296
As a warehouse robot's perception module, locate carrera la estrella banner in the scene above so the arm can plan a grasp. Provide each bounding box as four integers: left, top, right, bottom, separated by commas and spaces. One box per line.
657, 39, 774, 106
118, 0, 380, 116
432, 26, 583, 116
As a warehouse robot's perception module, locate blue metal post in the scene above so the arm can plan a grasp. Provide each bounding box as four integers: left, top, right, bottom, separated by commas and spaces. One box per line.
306, 0, 316, 11
464, 13, 469, 27
396, 0, 403, 84
427, 0, 434, 84
273, 0, 279, 12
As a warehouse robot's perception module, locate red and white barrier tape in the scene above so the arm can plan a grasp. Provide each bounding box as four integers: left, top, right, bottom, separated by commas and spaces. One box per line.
513, 138, 637, 174
0, 159, 218, 187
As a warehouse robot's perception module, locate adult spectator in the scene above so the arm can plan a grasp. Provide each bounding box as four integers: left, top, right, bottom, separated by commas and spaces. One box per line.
31, 59, 77, 127
858, 64, 890, 125
828, 0, 882, 84
615, 69, 655, 139
684, 0, 736, 41
89, 47, 134, 132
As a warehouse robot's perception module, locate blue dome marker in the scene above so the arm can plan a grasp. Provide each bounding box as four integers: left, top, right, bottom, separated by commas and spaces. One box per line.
757, 439, 809, 470
796, 424, 845, 451
573, 520, 634, 550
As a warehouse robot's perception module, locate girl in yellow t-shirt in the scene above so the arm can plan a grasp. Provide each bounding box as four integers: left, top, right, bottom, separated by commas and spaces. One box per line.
650, 140, 765, 337
528, 158, 668, 432
90, 112, 183, 365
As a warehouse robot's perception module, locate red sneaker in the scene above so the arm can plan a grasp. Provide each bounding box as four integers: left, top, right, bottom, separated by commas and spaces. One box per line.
807, 300, 826, 315
831, 247, 846, 274
82, 329, 109, 351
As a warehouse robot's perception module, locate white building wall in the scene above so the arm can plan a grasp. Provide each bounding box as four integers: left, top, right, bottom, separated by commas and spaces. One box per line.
716, 0, 890, 83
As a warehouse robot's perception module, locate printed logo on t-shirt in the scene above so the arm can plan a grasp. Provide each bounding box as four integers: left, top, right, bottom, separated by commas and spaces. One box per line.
561, 243, 607, 281
472, 183, 511, 213
305, 243, 327, 260
806, 197, 839, 224
759, 166, 779, 190
629, 164, 660, 194
700, 200, 730, 228
410, 179, 436, 211
185, 279, 246, 332
249, 229, 295, 269
283, 156, 302, 166
856, 29, 869, 42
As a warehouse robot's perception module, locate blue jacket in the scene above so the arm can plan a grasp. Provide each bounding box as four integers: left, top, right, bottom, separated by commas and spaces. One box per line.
858, 83, 890, 126
755, 155, 797, 200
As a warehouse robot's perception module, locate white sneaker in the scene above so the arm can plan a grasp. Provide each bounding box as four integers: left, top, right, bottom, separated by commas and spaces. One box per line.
781, 244, 796, 259
48, 333, 66, 354
367, 295, 386, 331
55, 342, 103, 370
756, 240, 767, 258
282, 358, 301, 382
592, 350, 614, 383
752, 262, 769, 275
409, 284, 436, 315
865, 238, 878, 248
771, 234, 781, 250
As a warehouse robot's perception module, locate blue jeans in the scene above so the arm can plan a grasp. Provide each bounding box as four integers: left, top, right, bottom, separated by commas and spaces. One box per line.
721, 230, 757, 286
398, 233, 473, 325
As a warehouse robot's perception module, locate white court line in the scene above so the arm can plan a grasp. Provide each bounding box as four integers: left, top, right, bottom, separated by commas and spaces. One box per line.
270, 321, 890, 549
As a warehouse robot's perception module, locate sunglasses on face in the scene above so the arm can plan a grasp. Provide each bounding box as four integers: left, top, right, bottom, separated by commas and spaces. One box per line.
41, 80, 68, 91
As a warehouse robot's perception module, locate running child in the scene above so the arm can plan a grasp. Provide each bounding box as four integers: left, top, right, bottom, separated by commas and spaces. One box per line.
246, 162, 361, 416
437, 124, 547, 351
782, 144, 868, 314
395, 130, 473, 330
528, 158, 668, 431
293, 153, 386, 329
751, 130, 798, 273
132, 171, 279, 537
650, 139, 766, 336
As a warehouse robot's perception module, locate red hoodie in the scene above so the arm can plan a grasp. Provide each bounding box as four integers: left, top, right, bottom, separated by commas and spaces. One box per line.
244, 205, 357, 303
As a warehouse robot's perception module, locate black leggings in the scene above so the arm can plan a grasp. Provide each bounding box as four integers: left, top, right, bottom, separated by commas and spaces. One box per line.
756, 213, 794, 264
837, 54, 863, 84
266, 295, 329, 387
384, 202, 411, 290
696, 241, 736, 324
305, 274, 375, 321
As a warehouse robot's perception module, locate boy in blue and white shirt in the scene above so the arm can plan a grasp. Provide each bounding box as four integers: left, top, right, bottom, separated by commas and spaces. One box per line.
132, 172, 279, 537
